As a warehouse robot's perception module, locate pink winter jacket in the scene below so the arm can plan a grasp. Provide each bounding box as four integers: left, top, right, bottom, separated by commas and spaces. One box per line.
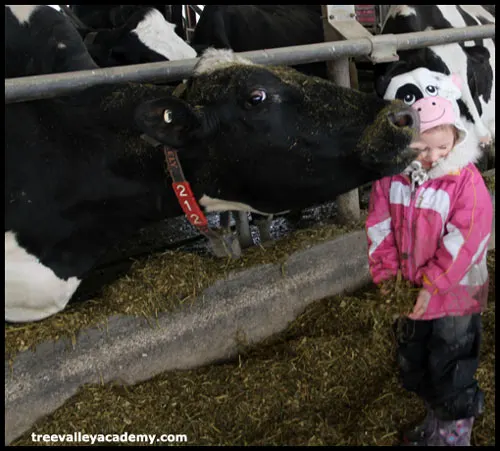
366, 162, 493, 320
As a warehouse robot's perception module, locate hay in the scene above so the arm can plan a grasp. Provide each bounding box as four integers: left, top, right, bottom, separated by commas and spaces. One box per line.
5, 215, 366, 361
373, 272, 420, 316
10, 250, 495, 446
482, 171, 495, 192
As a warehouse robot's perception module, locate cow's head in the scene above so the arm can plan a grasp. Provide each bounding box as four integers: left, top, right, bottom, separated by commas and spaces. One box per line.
84, 7, 196, 67
135, 49, 420, 213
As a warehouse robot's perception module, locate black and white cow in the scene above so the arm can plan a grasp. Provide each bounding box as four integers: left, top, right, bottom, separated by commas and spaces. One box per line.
5, 5, 420, 323
375, 5, 495, 155
68, 5, 197, 67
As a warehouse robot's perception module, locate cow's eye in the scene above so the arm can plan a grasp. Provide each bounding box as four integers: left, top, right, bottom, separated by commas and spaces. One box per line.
403, 93, 416, 105
425, 85, 438, 96
246, 89, 267, 107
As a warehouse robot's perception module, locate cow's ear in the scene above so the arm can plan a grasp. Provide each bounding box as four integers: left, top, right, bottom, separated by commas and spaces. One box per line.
134, 97, 206, 148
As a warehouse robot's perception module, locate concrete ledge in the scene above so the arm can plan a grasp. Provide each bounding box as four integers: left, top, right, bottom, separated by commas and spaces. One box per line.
5, 231, 372, 445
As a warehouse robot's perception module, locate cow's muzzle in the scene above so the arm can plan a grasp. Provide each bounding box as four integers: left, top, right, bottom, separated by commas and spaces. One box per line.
388, 107, 420, 131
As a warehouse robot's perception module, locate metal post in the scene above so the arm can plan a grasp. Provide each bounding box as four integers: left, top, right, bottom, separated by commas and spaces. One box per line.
321, 5, 362, 224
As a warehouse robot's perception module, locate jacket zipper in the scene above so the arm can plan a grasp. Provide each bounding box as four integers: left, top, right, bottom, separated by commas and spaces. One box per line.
406, 183, 421, 282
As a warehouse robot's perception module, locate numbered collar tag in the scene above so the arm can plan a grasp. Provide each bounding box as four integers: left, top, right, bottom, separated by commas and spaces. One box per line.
163, 146, 210, 232
172, 181, 209, 228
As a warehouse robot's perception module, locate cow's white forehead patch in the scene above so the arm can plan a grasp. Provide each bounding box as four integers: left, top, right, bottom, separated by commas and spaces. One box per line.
194, 48, 255, 76
7, 5, 38, 24
133, 8, 197, 61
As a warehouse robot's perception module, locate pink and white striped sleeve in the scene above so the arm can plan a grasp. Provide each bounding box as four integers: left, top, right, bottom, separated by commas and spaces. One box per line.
365, 177, 400, 284
416, 167, 493, 295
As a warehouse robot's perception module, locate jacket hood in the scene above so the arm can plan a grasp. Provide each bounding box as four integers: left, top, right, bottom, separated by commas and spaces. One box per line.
426, 119, 481, 179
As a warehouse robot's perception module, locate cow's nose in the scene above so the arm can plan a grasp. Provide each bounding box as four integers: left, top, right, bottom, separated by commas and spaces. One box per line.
388, 108, 419, 130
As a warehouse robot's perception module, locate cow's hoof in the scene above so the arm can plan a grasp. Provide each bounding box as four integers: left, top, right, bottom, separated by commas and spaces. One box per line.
259, 240, 275, 249
258, 230, 273, 244
238, 234, 254, 249
208, 234, 242, 259
255, 217, 273, 244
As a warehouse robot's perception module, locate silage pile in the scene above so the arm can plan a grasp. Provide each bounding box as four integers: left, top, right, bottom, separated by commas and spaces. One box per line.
5, 216, 365, 361
10, 251, 495, 446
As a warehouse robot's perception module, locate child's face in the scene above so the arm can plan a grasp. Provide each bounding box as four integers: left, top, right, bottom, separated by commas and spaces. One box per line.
413, 126, 455, 170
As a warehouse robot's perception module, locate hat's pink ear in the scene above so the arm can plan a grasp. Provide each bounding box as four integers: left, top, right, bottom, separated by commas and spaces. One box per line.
451, 73, 462, 91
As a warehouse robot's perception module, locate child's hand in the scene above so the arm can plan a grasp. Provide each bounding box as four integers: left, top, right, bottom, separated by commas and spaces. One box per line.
378, 279, 395, 296
408, 288, 431, 320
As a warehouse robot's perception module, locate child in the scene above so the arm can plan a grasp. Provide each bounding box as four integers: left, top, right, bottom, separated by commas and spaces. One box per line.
366, 71, 493, 446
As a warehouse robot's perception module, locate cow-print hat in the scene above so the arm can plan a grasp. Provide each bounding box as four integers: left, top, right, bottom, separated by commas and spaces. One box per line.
380, 67, 485, 179
379, 66, 468, 147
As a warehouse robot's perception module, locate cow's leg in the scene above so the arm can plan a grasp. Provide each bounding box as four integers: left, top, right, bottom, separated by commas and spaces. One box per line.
476, 146, 489, 172
460, 82, 492, 145
207, 211, 242, 259
487, 121, 495, 168
219, 211, 231, 230
286, 209, 303, 226
486, 142, 495, 170
235, 211, 254, 249
254, 214, 274, 245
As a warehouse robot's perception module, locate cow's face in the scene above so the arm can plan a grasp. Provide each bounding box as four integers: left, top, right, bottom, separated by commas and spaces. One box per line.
135, 49, 420, 212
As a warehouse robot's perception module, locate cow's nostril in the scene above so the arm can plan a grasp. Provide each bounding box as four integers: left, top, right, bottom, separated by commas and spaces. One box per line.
417, 108, 422, 111
432, 102, 436, 106
389, 111, 415, 128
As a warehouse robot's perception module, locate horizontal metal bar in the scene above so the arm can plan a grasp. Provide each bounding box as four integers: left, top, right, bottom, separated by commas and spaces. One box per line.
5, 24, 495, 104
393, 24, 495, 50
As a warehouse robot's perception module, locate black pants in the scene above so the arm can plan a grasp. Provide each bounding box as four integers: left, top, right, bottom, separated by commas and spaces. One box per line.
395, 314, 484, 421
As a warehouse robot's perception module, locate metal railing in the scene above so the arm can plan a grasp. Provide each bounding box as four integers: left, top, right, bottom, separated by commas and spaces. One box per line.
5, 24, 495, 104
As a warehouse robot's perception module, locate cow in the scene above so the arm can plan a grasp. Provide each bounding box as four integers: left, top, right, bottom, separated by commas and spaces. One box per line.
5, 5, 420, 323
375, 5, 495, 169
66, 5, 197, 67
